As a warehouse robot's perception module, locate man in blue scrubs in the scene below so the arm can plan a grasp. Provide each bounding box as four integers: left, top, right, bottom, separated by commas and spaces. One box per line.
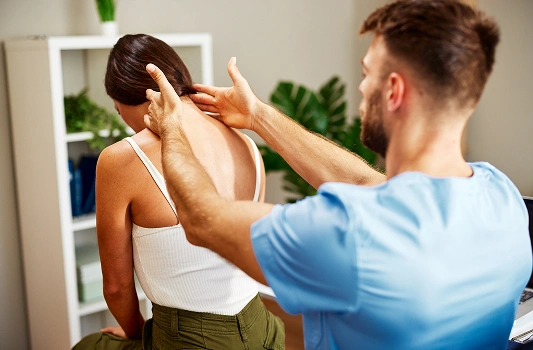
143, 1, 531, 349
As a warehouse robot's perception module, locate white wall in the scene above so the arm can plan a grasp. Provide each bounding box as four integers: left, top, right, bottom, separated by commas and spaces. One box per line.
469, 0, 533, 196
0, 1, 76, 348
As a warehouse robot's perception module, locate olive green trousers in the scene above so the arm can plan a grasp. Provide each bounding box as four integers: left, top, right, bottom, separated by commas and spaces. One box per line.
72, 294, 285, 349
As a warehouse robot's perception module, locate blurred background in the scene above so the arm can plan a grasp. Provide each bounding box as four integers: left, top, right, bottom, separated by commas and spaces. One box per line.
0, 0, 531, 347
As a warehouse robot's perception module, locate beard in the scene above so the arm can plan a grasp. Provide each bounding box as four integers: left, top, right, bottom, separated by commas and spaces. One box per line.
359, 89, 389, 159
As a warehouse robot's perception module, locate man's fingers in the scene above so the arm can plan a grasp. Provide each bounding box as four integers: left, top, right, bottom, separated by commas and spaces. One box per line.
146, 88, 159, 101
146, 63, 175, 96
205, 112, 222, 122
193, 83, 218, 97
189, 93, 216, 106
194, 103, 220, 114
144, 114, 153, 130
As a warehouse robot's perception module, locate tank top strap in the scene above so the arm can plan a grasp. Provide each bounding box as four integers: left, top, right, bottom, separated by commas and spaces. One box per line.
242, 134, 261, 202
124, 137, 178, 216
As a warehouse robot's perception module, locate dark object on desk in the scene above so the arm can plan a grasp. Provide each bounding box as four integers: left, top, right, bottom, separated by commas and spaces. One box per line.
516, 197, 533, 319
508, 340, 533, 349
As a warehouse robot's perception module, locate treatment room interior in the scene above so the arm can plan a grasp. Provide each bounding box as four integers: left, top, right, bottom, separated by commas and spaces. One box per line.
0, 0, 532, 348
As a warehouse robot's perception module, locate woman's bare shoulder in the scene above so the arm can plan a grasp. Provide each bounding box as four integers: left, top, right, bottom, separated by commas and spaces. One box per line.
97, 138, 136, 173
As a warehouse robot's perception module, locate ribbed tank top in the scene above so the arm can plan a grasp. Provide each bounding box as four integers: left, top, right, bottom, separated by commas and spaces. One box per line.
124, 134, 261, 315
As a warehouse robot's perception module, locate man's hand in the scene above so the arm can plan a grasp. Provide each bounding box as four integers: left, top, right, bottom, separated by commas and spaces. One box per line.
144, 63, 183, 137
101, 325, 127, 338
190, 57, 263, 131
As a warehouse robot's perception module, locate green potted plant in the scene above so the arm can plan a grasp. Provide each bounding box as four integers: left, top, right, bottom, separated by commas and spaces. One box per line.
64, 88, 129, 151
95, 0, 117, 36
260, 76, 379, 203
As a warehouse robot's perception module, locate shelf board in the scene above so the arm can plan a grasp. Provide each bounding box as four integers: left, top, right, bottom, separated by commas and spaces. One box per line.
65, 128, 134, 143
78, 290, 147, 317
65, 131, 95, 143
4, 33, 212, 51
72, 213, 96, 232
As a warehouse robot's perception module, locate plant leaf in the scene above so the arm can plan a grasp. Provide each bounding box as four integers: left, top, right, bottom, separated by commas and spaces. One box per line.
265, 76, 378, 203
64, 87, 128, 151
318, 76, 347, 141
258, 145, 289, 173
270, 82, 296, 118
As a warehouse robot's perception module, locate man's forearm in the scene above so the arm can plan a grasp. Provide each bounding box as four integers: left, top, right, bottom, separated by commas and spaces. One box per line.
160, 130, 222, 248
159, 129, 271, 284
253, 102, 386, 188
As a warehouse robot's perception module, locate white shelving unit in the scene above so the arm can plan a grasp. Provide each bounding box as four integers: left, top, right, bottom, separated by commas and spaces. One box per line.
4, 33, 213, 350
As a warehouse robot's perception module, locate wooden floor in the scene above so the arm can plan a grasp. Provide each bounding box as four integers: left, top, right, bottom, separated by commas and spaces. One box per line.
263, 298, 304, 350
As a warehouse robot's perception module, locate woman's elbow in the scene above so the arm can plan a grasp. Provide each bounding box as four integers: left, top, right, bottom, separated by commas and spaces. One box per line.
103, 280, 132, 300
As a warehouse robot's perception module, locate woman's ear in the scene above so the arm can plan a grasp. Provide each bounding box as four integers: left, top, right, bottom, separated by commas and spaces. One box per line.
386, 72, 405, 113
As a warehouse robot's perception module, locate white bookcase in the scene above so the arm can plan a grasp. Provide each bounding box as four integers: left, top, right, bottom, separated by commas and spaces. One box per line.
4, 33, 213, 349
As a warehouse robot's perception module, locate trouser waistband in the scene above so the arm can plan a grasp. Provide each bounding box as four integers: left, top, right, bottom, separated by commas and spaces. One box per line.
151, 293, 263, 335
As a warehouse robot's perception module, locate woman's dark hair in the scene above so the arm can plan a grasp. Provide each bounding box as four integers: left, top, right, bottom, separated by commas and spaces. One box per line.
360, 0, 500, 108
105, 34, 196, 106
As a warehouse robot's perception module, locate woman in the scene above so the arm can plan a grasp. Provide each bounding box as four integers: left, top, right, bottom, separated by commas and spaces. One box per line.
73, 34, 284, 349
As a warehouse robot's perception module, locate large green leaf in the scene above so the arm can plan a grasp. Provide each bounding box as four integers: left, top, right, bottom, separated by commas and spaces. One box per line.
299, 92, 328, 135
271, 82, 297, 118
258, 145, 289, 173
282, 170, 316, 203
318, 76, 347, 141
270, 81, 329, 135
266, 76, 379, 203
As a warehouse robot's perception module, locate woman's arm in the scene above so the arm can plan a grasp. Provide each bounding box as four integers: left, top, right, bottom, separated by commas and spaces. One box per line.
95, 144, 144, 339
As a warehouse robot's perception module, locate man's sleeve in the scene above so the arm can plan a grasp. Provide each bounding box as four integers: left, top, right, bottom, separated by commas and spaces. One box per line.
251, 186, 359, 315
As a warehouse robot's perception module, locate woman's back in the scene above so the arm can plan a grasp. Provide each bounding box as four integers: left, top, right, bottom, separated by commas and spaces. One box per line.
126, 102, 262, 228
104, 102, 264, 314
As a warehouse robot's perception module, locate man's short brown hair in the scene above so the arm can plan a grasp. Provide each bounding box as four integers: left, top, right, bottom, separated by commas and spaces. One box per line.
360, 0, 500, 108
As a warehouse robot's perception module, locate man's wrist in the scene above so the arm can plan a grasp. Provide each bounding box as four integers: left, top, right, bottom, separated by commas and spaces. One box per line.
159, 118, 183, 139
251, 101, 274, 135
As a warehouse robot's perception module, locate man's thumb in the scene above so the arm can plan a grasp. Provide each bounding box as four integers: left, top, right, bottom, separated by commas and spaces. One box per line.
227, 57, 245, 85
146, 63, 173, 94
144, 114, 152, 129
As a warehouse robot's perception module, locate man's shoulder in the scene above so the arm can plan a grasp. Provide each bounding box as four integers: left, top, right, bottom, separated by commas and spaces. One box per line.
317, 181, 382, 198
469, 161, 523, 199
469, 161, 504, 178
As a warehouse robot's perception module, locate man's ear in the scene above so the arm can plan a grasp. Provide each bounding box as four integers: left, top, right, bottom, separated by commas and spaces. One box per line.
386, 72, 405, 113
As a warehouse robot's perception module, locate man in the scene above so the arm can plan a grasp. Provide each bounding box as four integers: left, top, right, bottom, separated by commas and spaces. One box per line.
144, 1, 531, 349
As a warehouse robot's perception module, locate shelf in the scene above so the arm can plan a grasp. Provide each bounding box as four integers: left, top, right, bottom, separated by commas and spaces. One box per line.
7, 34, 212, 52
78, 290, 147, 317
66, 128, 134, 143
72, 213, 96, 232
5, 33, 212, 347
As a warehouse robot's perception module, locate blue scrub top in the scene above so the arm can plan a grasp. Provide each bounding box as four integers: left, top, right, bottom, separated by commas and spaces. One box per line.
251, 162, 532, 350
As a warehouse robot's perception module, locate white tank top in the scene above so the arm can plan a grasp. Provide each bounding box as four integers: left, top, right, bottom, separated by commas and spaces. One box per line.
124, 135, 261, 315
